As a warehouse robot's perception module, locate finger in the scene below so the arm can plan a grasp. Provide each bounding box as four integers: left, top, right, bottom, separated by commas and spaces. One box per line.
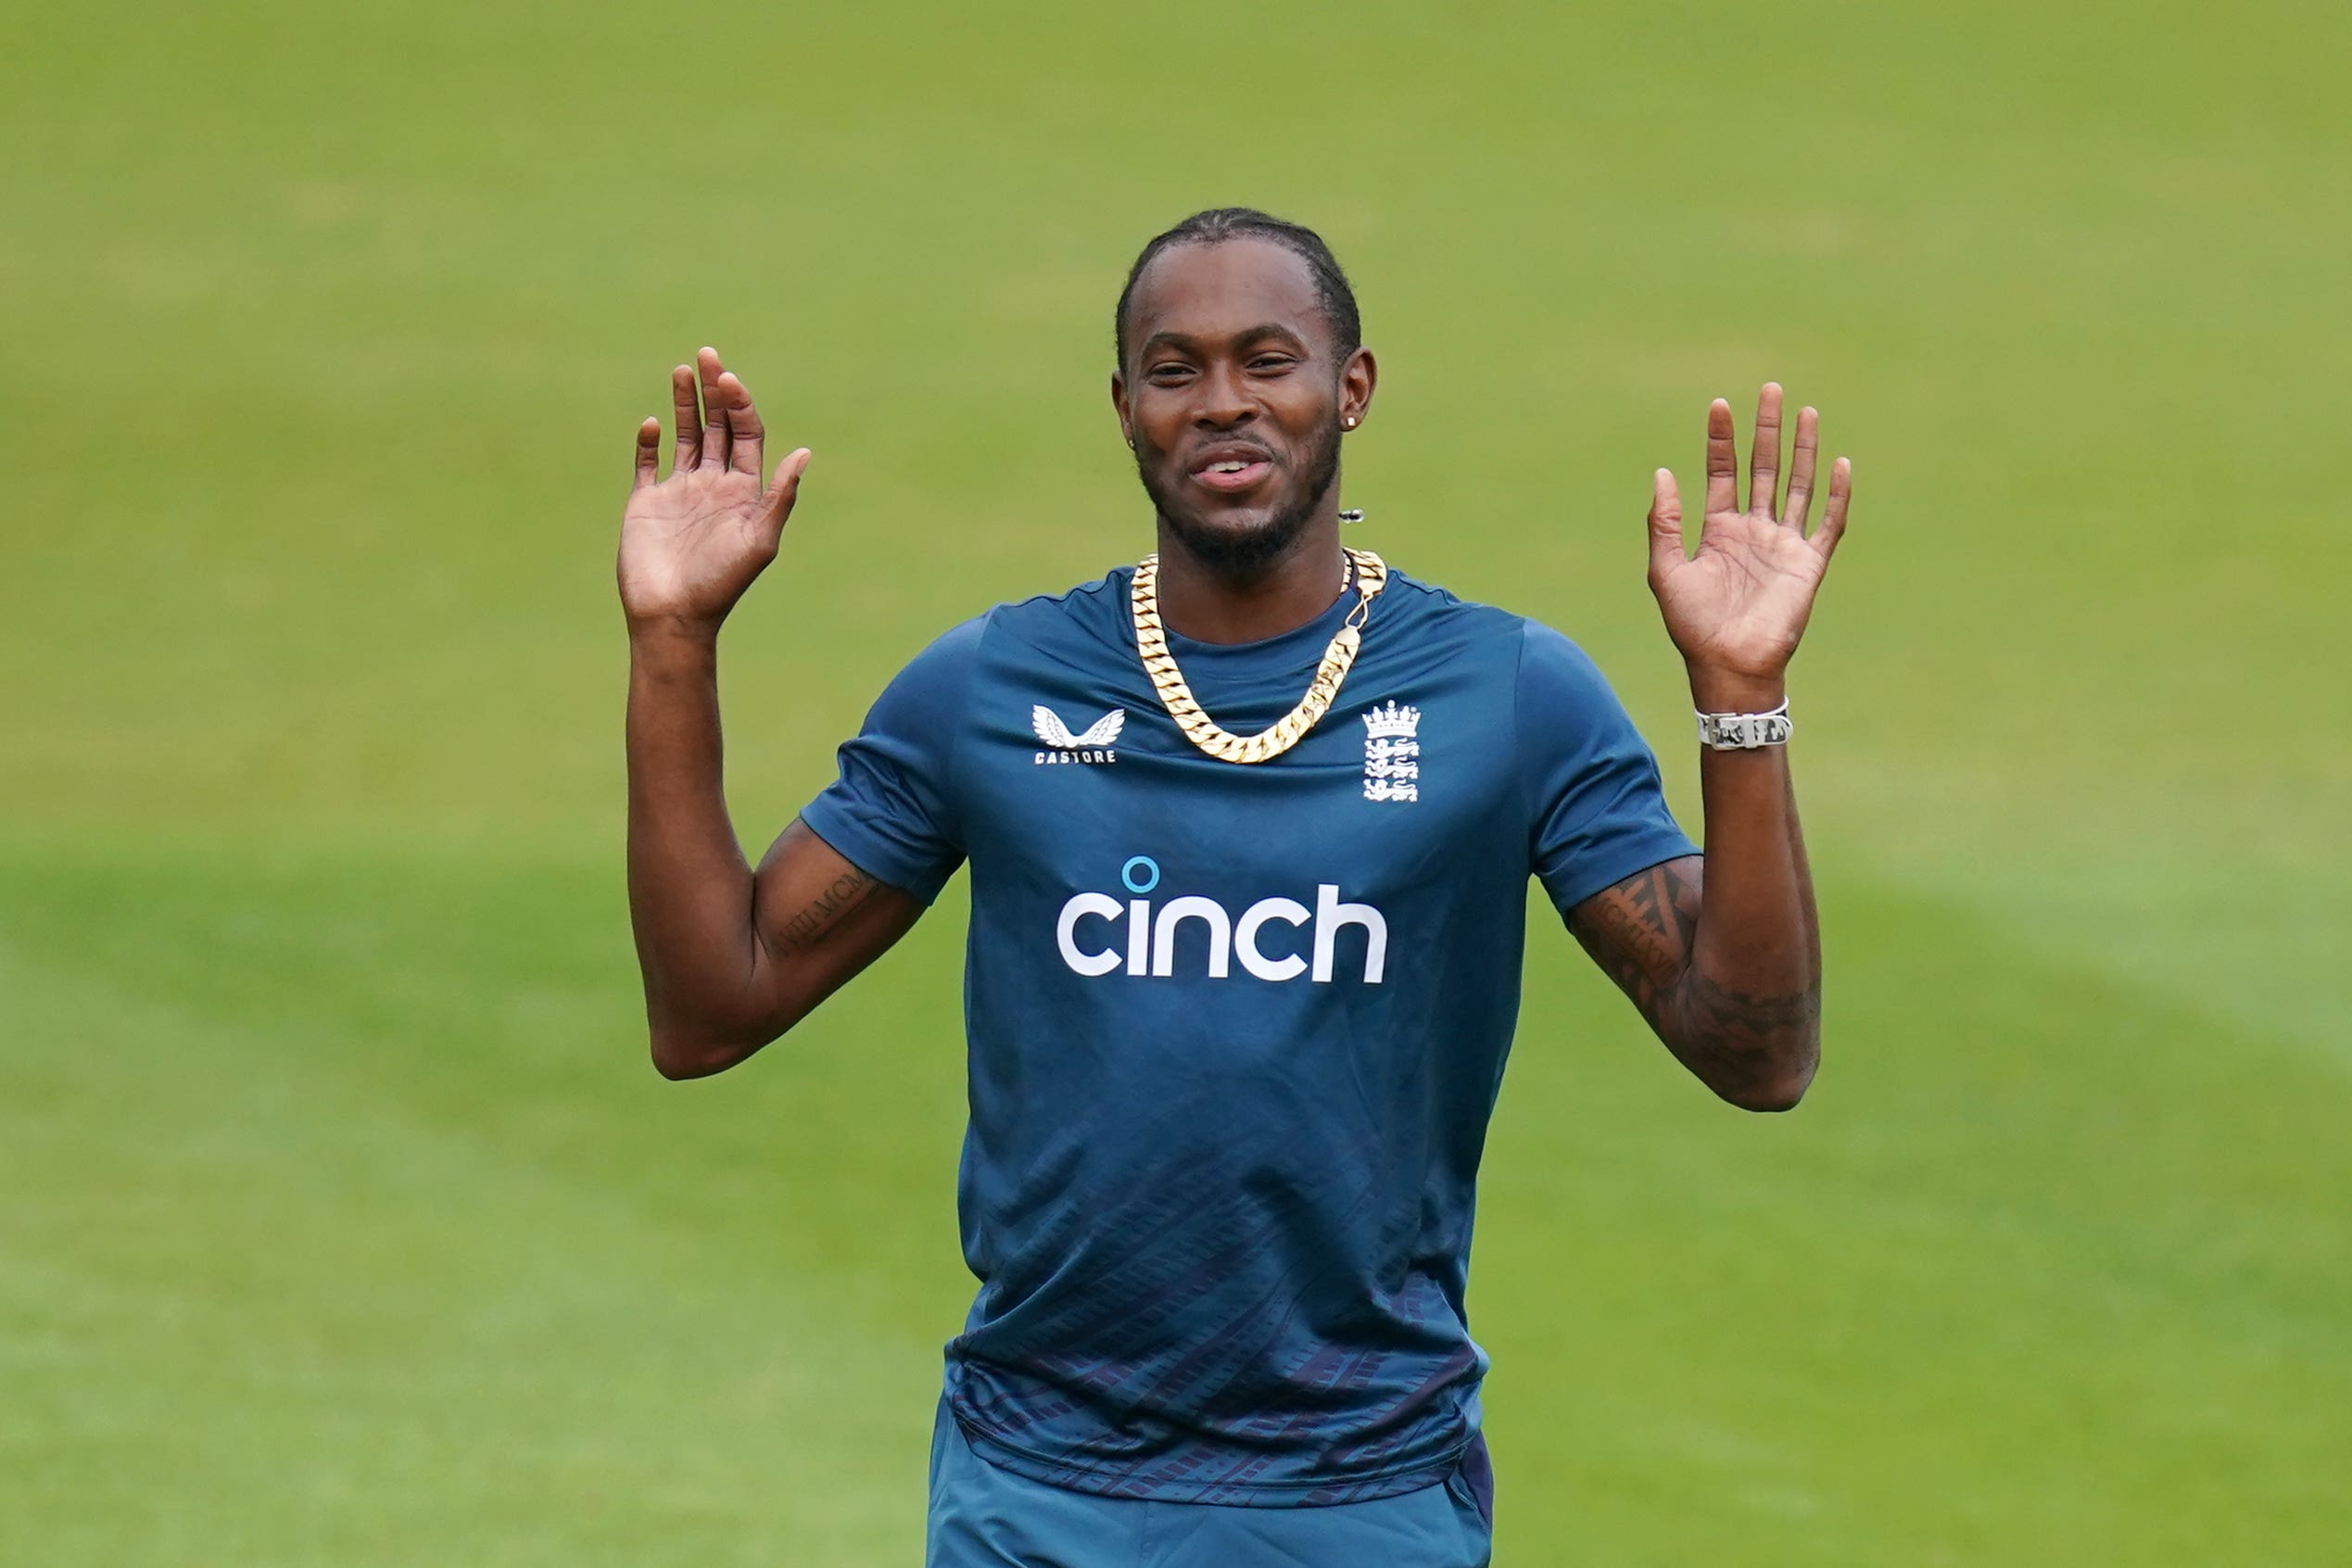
719, 372, 765, 476
1646, 468, 1684, 583
696, 347, 730, 469
1703, 398, 1739, 518
1747, 383, 1783, 518
670, 365, 701, 473
1780, 406, 1819, 531
632, 416, 661, 489
757, 447, 813, 534
1811, 457, 1852, 560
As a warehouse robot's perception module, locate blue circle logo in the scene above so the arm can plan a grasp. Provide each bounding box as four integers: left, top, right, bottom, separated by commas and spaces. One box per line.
1119, 855, 1161, 894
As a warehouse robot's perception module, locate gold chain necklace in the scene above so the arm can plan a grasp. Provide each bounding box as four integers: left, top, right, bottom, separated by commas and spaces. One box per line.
1132, 548, 1389, 765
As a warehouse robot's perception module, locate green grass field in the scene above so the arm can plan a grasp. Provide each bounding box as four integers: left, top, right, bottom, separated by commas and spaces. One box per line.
4, 1, 2346, 1562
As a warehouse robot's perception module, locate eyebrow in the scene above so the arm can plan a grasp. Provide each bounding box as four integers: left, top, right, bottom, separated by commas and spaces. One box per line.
1139, 322, 1311, 359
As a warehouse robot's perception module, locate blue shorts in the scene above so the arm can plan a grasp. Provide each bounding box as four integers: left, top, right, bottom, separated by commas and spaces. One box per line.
927, 1399, 1495, 1568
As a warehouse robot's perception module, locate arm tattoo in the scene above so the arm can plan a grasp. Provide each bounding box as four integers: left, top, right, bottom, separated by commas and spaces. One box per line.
1567, 856, 1819, 1103
1573, 859, 1701, 1026
1673, 969, 1820, 1104
761, 866, 881, 961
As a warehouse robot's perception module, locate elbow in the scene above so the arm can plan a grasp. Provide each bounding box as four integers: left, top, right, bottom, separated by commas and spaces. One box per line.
648, 1016, 780, 1081
1723, 1076, 1809, 1113
650, 1038, 726, 1081
1713, 1038, 1819, 1114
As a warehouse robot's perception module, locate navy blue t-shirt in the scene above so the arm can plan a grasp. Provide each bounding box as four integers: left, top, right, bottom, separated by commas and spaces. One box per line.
799, 564, 1696, 1506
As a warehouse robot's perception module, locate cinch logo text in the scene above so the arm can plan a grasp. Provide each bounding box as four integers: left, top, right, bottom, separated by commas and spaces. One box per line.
1054, 855, 1386, 984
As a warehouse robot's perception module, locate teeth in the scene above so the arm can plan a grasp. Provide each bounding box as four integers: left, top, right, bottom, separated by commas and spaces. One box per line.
1208, 461, 1248, 474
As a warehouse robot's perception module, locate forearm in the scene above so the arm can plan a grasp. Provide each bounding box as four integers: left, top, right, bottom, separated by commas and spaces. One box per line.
1584, 380, 1847, 1107
1680, 669, 1820, 1106
625, 618, 763, 1052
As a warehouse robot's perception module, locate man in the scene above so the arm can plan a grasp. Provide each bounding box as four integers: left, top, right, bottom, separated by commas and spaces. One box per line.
618, 208, 1848, 1566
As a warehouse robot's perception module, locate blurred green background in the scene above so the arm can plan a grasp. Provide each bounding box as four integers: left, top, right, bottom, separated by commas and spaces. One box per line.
4, 0, 2346, 1562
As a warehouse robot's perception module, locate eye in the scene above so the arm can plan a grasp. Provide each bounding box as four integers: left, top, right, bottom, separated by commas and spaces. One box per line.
1147, 362, 1195, 383
1249, 356, 1296, 373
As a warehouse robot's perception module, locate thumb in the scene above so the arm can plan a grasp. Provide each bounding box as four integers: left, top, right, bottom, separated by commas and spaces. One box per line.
758, 448, 813, 533
1646, 468, 1684, 582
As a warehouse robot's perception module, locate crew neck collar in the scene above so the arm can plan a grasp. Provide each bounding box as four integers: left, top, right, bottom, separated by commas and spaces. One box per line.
1144, 567, 1362, 662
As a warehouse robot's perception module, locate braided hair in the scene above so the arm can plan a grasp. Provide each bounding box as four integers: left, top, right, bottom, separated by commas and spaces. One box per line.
1114, 208, 1361, 369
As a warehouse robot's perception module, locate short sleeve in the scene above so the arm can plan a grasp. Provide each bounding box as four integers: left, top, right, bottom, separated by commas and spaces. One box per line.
797, 616, 984, 904
1516, 620, 1699, 916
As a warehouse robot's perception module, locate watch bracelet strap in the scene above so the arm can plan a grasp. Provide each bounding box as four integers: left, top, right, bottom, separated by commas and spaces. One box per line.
1695, 697, 1792, 750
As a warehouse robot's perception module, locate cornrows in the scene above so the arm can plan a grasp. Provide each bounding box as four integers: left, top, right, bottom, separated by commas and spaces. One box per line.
1114, 208, 1362, 369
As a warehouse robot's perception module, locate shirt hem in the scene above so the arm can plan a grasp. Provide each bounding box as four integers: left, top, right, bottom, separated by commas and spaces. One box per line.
950, 1408, 1474, 1509
796, 800, 954, 905
1546, 829, 1701, 915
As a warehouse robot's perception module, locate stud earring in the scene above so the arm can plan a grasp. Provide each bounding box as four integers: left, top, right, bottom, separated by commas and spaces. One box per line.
1344, 416, 1358, 428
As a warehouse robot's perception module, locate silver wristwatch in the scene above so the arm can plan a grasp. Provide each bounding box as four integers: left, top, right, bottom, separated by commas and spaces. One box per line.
1695, 698, 1792, 750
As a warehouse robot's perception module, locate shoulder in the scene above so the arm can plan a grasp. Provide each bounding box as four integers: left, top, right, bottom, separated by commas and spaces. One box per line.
982, 565, 1134, 647
1515, 615, 1616, 699
879, 607, 991, 693
885, 563, 1123, 675
870, 566, 1132, 713
1373, 567, 1527, 651
1378, 568, 1640, 750
1378, 567, 1601, 682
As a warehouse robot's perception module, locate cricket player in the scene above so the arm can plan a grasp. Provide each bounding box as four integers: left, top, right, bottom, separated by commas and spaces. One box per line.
618, 208, 1849, 1566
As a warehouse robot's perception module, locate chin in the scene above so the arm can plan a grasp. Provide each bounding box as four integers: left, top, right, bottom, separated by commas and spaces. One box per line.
1137, 425, 1341, 575
1162, 500, 1313, 575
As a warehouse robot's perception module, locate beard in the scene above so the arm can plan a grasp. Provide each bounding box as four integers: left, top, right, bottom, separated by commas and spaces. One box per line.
1135, 415, 1343, 576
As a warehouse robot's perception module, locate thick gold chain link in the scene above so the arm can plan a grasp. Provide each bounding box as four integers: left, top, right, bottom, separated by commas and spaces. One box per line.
1131, 548, 1389, 765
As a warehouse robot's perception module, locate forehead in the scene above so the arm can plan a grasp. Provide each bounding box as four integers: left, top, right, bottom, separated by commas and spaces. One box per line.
1127, 237, 1325, 351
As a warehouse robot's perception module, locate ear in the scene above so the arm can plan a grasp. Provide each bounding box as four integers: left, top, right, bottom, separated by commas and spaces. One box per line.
1109, 369, 1132, 447
1338, 347, 1377, 429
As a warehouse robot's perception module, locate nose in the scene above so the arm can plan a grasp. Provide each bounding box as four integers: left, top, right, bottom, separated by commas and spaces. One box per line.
1192, 360, 1258, 429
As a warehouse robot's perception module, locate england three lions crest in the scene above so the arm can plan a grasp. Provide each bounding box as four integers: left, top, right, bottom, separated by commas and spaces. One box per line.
1033, 705, 1124, 765
1361, 701, 1419, 803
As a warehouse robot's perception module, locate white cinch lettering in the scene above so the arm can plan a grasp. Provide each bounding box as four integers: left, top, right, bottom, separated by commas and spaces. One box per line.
1055, 892, 1123, 976
1234, 896, 1310, 981
1126, 898, 1151, 976
1056, 879, 1386, 984
1312, 882, 1387, 984
1151, 895, 1233, 979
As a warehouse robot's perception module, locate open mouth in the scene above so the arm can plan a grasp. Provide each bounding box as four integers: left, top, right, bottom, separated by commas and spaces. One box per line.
1189, 453, 1274, 494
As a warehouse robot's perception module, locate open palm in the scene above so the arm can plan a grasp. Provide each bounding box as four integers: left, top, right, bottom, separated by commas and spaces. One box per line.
617, 347, 811, 629
1648, 385, 1851, 684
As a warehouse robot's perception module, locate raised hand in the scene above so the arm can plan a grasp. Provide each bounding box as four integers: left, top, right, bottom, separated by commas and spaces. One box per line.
1647, 384, 1851, 704
617, 347, 811, 630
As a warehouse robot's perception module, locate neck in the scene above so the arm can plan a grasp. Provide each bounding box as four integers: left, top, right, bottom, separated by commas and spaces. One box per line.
1150, 511, 1347, 644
